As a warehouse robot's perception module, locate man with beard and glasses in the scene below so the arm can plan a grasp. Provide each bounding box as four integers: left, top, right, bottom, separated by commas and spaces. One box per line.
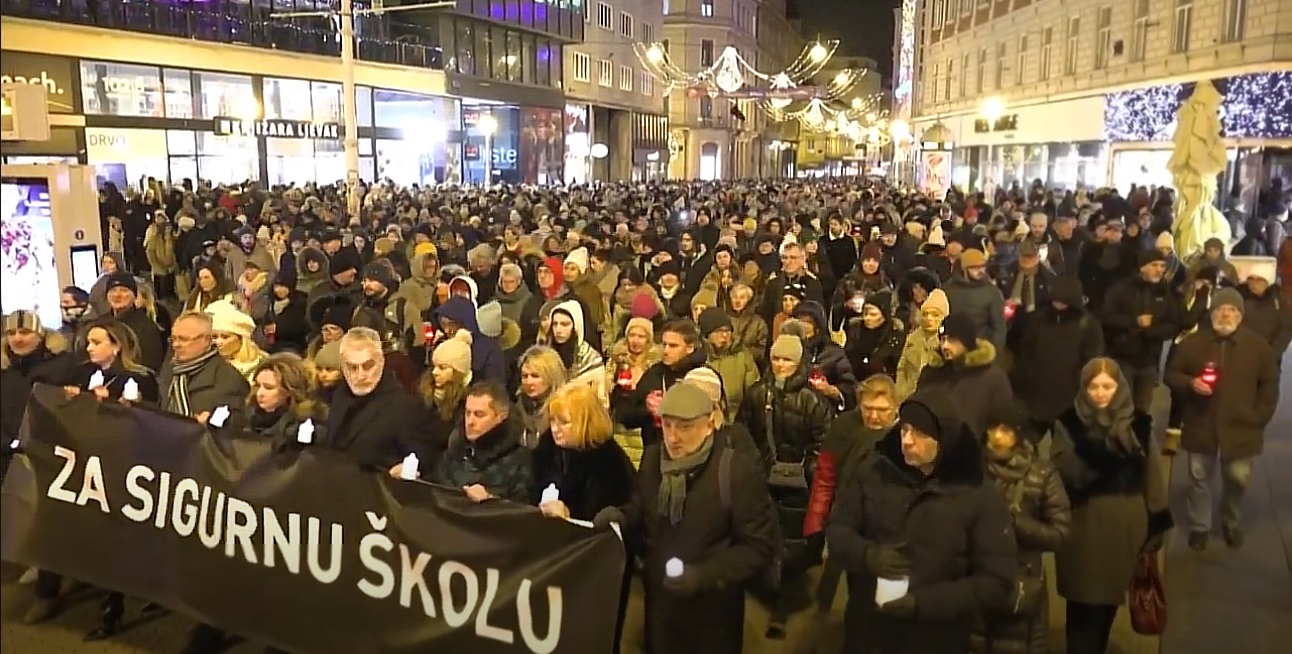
1165, 288, 1280, 551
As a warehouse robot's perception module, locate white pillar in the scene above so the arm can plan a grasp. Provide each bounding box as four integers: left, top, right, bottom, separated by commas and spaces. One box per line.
340, 0, 361, 220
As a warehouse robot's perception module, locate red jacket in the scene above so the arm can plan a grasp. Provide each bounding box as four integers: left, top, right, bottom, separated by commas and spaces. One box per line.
803, 449, 837, 536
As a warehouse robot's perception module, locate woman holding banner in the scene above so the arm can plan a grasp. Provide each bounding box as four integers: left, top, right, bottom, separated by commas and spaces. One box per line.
247, 353, 327, 452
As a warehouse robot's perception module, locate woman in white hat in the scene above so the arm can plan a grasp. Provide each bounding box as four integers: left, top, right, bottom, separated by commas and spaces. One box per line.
205, 299, 266, 382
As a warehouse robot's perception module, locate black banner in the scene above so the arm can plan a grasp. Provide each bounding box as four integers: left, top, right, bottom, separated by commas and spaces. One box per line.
2, 386, 625, 654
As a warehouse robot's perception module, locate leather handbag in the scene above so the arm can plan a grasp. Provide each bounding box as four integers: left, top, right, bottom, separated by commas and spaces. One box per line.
1129, 551, 1168, 635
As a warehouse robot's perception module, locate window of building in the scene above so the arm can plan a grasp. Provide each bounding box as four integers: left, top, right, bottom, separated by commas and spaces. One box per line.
1223, 0, 1246, 43
1064, 17, 1080, 75
944, 58, 954, 99
619, 12, 633, 38
195, 72, 256, 119
598, 59, 613, 87
572, 52, 591, 82
1131, 0, 1150, 61
311, 82, 342, 123
456, 21, 477, 76
596, 2, 612, 30
263, 78, 312, 120
960, 54, 970, 96
976, 48, 987, 93
945, 0, 955, 24
641, 71, 653, 95
1173, 0, 1193, 53
701, 0, 714, 18
1040, 28, 1053, 81
79, 61, 164, 117
995, 42, 1007, 89
699, 96, 712, 120
642, 22, 654, 44
162, 69, 194, 119
961, 0, 972, 16
662, 0, 670, 15
932, 0, 941, 24
1015, 35, 1028, 86
931, 63, 941, 102
1095, 7, 1112, 70
701, 40, 715, 66
619, 65, 633, 91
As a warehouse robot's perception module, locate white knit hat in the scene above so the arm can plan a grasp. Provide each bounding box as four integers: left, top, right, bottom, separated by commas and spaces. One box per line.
564, 247, 590, 274
205, 299, 255, 340
432, 329, 474, 378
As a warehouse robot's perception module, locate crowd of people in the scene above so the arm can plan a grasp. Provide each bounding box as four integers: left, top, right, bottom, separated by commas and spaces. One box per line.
1, 175, 1289, 654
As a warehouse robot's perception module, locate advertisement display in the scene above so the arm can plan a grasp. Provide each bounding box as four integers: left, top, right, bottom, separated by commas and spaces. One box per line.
0, 51, 78, 114
920, 150, 951, 201
563, 103, 590, 184
520, 107, 564, 186
463, 107, 520, 185
0, 178, 58, 327
85, 127, 171, 190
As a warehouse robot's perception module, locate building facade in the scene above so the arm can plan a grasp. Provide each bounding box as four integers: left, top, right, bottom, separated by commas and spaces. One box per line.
563, 0, 670, 182
662, 0, 804, 180
911, 0, 1292, 200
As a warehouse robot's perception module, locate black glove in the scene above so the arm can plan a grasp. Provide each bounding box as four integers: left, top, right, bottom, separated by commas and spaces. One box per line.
864, 541, 912, 579
591, 506, 625, 533
877, 592, 916, 618
662, 569, 705, 597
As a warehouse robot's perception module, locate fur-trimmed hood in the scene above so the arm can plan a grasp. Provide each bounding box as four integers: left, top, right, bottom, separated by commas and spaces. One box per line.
925, 337, 997, 370
0, 331, 68, 371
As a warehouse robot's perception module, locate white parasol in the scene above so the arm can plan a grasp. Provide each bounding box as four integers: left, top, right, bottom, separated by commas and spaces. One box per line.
1166, 80, 1232, 260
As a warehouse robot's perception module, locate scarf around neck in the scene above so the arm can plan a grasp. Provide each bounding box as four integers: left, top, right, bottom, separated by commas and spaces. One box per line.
166, 347, 220, 417
657, 435, 715, 525
1073, 376, 1142, 458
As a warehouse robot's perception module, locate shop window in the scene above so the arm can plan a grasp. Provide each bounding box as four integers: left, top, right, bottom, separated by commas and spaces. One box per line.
80, 61, 164, 117
357, 86, 374, 127
167, 130, 197, 156
195, 72, 257, 120
169, 157, 198, 187
699, 142, 720, 181
163, 69, 195, 119
456, 21, 477, 76
263, 78, 313, 121
374, 90, 455, 135
312, 82, 343, 124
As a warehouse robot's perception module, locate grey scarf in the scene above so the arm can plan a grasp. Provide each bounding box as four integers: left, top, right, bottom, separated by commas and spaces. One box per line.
1073, 371, 1142, 458
165, 347, 220, 417
657, 436, 715, 525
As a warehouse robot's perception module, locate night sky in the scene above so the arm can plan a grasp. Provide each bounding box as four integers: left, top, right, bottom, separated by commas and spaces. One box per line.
799, 0, 900, 80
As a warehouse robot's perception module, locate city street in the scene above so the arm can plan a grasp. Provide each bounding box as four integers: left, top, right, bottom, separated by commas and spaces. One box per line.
3, 352, 1289, 653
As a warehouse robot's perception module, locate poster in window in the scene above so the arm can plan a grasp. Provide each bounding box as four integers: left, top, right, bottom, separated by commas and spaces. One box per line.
519, 107, 564, 185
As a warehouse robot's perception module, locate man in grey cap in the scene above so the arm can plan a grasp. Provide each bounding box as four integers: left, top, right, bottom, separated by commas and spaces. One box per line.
593, 382, 778, 654
1166, 285, 1280, 550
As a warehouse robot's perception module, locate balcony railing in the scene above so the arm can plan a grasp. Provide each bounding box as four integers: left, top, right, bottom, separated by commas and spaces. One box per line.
1, 0, 445, 71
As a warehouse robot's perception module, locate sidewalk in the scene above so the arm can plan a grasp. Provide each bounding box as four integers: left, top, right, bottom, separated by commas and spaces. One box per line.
1158, 352, 1292, 654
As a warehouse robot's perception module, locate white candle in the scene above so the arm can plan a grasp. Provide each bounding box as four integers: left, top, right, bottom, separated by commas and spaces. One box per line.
540, 483, 560, 505
209, 405, 230, 427
665, 558, 684, 578
296, 419, 315, 444
875, 576, 910, 606
400, 453, 419, 480
122, 378, 140, 401
88, 370, 105, 389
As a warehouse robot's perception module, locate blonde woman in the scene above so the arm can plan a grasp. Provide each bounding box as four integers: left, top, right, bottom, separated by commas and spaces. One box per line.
419, 329, 473, 444
516, 345, 567, 449
134, 279, 173, 336
606, 316, 662, 469
206, 299, 266, 382
247, 353, 325, 445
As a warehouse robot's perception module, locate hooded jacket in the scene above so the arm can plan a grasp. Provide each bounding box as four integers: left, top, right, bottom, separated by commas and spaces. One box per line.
917, 339, 1015, 436
944, 267, 1008, 352
550, 300, 606, 401
433, 296, 508, 385
790, 301, 858, 410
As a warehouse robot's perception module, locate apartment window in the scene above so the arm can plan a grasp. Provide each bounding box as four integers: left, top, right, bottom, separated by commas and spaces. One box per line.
1040, 28, 1053, 81
662, 39, 670, 53
1015, 35, 1028, 85
1131, 0, 1150, 61
662, 0, 670, 15
976, 48, 988, 93
1174, 0, 1194, 53
572, 52, 591, 82
931, 63, 941, 102
642, 23, 654, 44
619, 65, 634, 91
944, 58, 954, 99
960, 54, 970, 96
932, 0, 942, 24
945, 0, 956, 24
699, 96, 713, 120
598, 59, 613, 87
702, 0, 715, 18
961, 0, 972, 16
995, 42, 1007, 89
1223, 0, 1246, 43
1064, 17, 1080, 75
619, 12, 633, 38
701, 39, 715, 66
1095, 7, 1112, 69
596, 2, 612, 30
641, 71, 653, 95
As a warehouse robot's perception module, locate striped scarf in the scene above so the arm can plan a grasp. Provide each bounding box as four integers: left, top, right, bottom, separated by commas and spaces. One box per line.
165, 348, 220, 417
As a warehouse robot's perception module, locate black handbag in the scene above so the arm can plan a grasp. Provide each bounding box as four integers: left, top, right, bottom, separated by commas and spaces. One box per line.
763, 399, 808, 489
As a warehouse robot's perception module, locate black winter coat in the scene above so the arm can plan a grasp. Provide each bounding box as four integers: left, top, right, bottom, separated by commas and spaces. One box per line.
267, 290, 312, 354
530, 433, 635, 520
625, 429, 779, 654
325, 370, 428, 472
1011, 307, 1105, 423
1099, 276, 1184, 369
68, 361, 160, 403
794, 301, 859, 410
844, 319, 905, 380
827, 420, 1017, 654
248, 401, 328, 454
430, 412, 534, 504
613, 348, 708, 449
114, 307, 166, 373
1, 339, 76, 445
917, 339, 1015, 436
760, 271, 826, 324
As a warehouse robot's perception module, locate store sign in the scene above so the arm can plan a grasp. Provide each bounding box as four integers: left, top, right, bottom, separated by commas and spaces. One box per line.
213, 117, 340, 139
0, 51, 77, 114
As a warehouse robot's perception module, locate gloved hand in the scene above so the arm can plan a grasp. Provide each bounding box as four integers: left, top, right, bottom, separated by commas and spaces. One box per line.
662, 569, 705, 597
864, 541, 912, 579
877, 592, 916, 618
591, 506, 625, 532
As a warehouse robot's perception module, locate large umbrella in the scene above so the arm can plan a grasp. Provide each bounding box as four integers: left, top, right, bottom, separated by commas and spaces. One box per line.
1166, 80, 1232, 261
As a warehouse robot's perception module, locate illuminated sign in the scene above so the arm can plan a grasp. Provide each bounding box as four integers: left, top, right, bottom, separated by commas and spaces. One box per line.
212, 117, 340, 139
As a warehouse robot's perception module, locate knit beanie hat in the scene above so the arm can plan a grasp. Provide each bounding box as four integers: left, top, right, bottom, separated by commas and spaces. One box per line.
1137, 249, 1167, 269
314, 340, 342, 370
432, 329, 474, 378
1155, 231, 1174, 251
769, 334, 804, 363
206, 299, 255, 340
363, 260, 400, 290
626, 317, 655, 341
939, 313, 977, 348
564, 247, 590, 274
683, 367, 724, 405
1211, 287, 1245, 314
631, 291, 661, 319
922, 288, 951, 315
697, 306, 733, 336
2, 310, 44, 335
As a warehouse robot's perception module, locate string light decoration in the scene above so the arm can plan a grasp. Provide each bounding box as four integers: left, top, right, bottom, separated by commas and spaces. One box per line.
634, 39, 852, 103
1104, 71, 1292, 141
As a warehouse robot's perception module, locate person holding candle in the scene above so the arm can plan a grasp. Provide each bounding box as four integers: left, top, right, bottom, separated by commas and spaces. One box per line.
826, 391, 1017, 654
593, 382, 777, 654
246, 353, 326, 451
605, 319, 661, 467
788, 300, 858, 412
612, 319, 709, 455
1165, 288, 1280, 551
417, 379, 533, 504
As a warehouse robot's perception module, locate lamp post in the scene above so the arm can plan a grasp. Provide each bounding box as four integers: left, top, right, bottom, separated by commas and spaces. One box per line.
477, 113, 498, 186
979, 96, 1006, 194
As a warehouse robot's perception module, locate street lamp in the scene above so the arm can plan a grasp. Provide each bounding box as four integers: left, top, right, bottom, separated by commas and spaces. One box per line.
978, 96, 1006, 193
808, 42, 828, 63
477, 113, 498, 186
645, 44, 665, 64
